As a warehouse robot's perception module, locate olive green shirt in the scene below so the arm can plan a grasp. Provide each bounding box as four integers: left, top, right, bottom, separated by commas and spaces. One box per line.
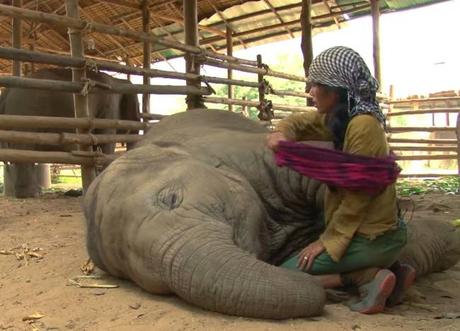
276, 111, 398, 262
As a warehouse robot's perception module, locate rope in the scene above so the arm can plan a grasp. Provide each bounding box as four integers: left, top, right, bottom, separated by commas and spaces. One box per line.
201, 76, 216, 95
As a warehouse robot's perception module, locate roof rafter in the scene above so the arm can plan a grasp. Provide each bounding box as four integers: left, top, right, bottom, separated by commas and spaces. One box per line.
205, 0, 247, 49
262, 0, 295, 39
323, 0, 341, 29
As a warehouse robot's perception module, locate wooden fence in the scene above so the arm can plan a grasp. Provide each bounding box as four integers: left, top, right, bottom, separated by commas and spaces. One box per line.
385, 90, 459, 178
0, 2, 458, 192
0, 1, 312, 193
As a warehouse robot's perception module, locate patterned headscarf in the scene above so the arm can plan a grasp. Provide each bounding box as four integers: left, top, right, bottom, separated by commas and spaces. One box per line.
308, 46, 385, 125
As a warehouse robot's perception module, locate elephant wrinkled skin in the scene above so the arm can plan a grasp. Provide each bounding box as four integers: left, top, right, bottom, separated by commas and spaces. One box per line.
84, 109, 460, 319
0, 68, 140, 198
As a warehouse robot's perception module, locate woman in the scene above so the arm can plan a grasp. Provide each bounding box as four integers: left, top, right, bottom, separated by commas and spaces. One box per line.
267, 46, 415, 314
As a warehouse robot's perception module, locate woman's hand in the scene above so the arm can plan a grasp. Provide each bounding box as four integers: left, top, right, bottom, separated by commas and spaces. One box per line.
297, 240, 325, 271
266, 131, 288, 151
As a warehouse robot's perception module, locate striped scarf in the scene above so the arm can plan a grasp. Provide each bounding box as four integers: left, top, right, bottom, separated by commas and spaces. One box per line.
275, 141, 400, 194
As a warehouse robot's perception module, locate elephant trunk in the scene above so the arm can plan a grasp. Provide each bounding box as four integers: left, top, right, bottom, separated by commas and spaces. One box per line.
157, 222, 325, 319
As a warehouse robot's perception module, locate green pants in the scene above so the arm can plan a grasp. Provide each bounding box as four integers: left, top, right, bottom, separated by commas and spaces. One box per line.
281, 221, 407, 275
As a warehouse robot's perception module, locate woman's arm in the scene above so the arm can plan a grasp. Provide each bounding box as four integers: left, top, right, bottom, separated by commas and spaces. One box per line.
275, 111, 332, 141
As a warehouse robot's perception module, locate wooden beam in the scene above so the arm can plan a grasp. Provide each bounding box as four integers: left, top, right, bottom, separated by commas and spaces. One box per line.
161, 4, 369, 52
263, 0, 295, 38
300, 0, 313, 106
386, 108, 460, 117
12, 0, 22, 77
205, 0, 247, 48
391, 146, 458, 152
142, 0, 151, 114
166, 2, 218, 53
0, 130, 142, 146
206, 2, 302, 29
226, 27, 233, 112
183, 0, 202, 110
388, 127, 456, 133
0, 149, 116, 166
203, 58, 307, 82
65, 0, 96, 193
0, 114, 148, 131
204, 96, 316, 113
370, 0, 381, 87
323, 0, 341, 29
388, 138, 457, 145
99, 0, 140, 10
388, 96, 460, 104
150, 11, 226, 37
457, 106, 460, 193
396, 155, 458, 161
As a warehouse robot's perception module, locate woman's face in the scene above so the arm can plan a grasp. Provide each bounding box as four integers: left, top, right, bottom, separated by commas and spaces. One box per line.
309, 84, 340, 114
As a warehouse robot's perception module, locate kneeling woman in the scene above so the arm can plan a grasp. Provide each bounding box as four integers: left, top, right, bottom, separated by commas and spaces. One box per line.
267, 46, 415, 314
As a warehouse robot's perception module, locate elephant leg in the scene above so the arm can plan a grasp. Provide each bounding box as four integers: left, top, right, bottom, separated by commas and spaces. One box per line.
399, 219, 460, 277
4, 163, 41, 198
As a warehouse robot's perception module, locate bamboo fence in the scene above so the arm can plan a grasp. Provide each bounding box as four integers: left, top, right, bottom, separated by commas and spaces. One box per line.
385, 89, 460, 179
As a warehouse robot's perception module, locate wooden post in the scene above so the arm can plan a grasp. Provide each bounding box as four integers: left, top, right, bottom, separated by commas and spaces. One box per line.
12, 0, 22, 76
371, 0, 382, 88
184, 0, 202, 109
65, 0, 96, 193
257, 54, 265, 120
387, 84, 394, 137
300, 0, 313, 106
226, 27, 233, 112
142, 0, 151, 114
456, 110, 460, 193
125, 55, 131, 81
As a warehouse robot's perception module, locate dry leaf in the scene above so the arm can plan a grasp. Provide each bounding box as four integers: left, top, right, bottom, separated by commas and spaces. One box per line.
22, 312, 45, 321
80, 258, 95, 275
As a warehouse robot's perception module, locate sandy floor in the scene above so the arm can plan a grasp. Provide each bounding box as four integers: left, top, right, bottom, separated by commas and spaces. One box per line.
0, 192, 459, 331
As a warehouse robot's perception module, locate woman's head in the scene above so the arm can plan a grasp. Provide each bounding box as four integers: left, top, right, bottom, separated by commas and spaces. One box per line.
309, 83, 347, 114
308, 46, 385, 125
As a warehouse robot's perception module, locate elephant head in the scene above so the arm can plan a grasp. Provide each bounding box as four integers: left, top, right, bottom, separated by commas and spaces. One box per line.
84, 141, 326, 319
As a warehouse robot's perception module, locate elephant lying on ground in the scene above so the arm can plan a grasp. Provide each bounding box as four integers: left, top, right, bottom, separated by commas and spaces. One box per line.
0, 68, 140, 198
83, 109, 460, 319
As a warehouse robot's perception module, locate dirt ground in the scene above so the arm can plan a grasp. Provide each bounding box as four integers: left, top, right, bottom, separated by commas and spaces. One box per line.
0, 192, 459, 331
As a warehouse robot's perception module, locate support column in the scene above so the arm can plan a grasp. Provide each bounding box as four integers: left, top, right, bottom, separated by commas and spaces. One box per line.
184, 0, 202, 110
142, 0, 151, 114
371, 0, 382, 88
65, 0, 96, 194
125, 55, 131, 81
300, 0, 313, 106
456, 110, 460, 193
12, 0, 22, 76
226, 27, 233, 112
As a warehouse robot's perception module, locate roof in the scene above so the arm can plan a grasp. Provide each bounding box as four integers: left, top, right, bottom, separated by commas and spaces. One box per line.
0, 0, 449, 74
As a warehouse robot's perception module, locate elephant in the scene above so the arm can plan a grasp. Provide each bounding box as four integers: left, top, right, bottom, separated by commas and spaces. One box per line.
0, 68, 140, 198
83, 109, 460, 319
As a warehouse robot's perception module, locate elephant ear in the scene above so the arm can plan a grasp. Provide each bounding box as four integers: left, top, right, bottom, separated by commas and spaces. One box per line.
120, 93, 140, 123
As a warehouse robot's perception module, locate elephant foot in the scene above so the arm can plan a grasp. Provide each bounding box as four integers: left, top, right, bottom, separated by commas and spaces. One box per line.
64, 189, 83, 197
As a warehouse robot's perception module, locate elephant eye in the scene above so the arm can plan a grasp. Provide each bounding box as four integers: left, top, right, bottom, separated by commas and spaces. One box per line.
157, 186, 183, 210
